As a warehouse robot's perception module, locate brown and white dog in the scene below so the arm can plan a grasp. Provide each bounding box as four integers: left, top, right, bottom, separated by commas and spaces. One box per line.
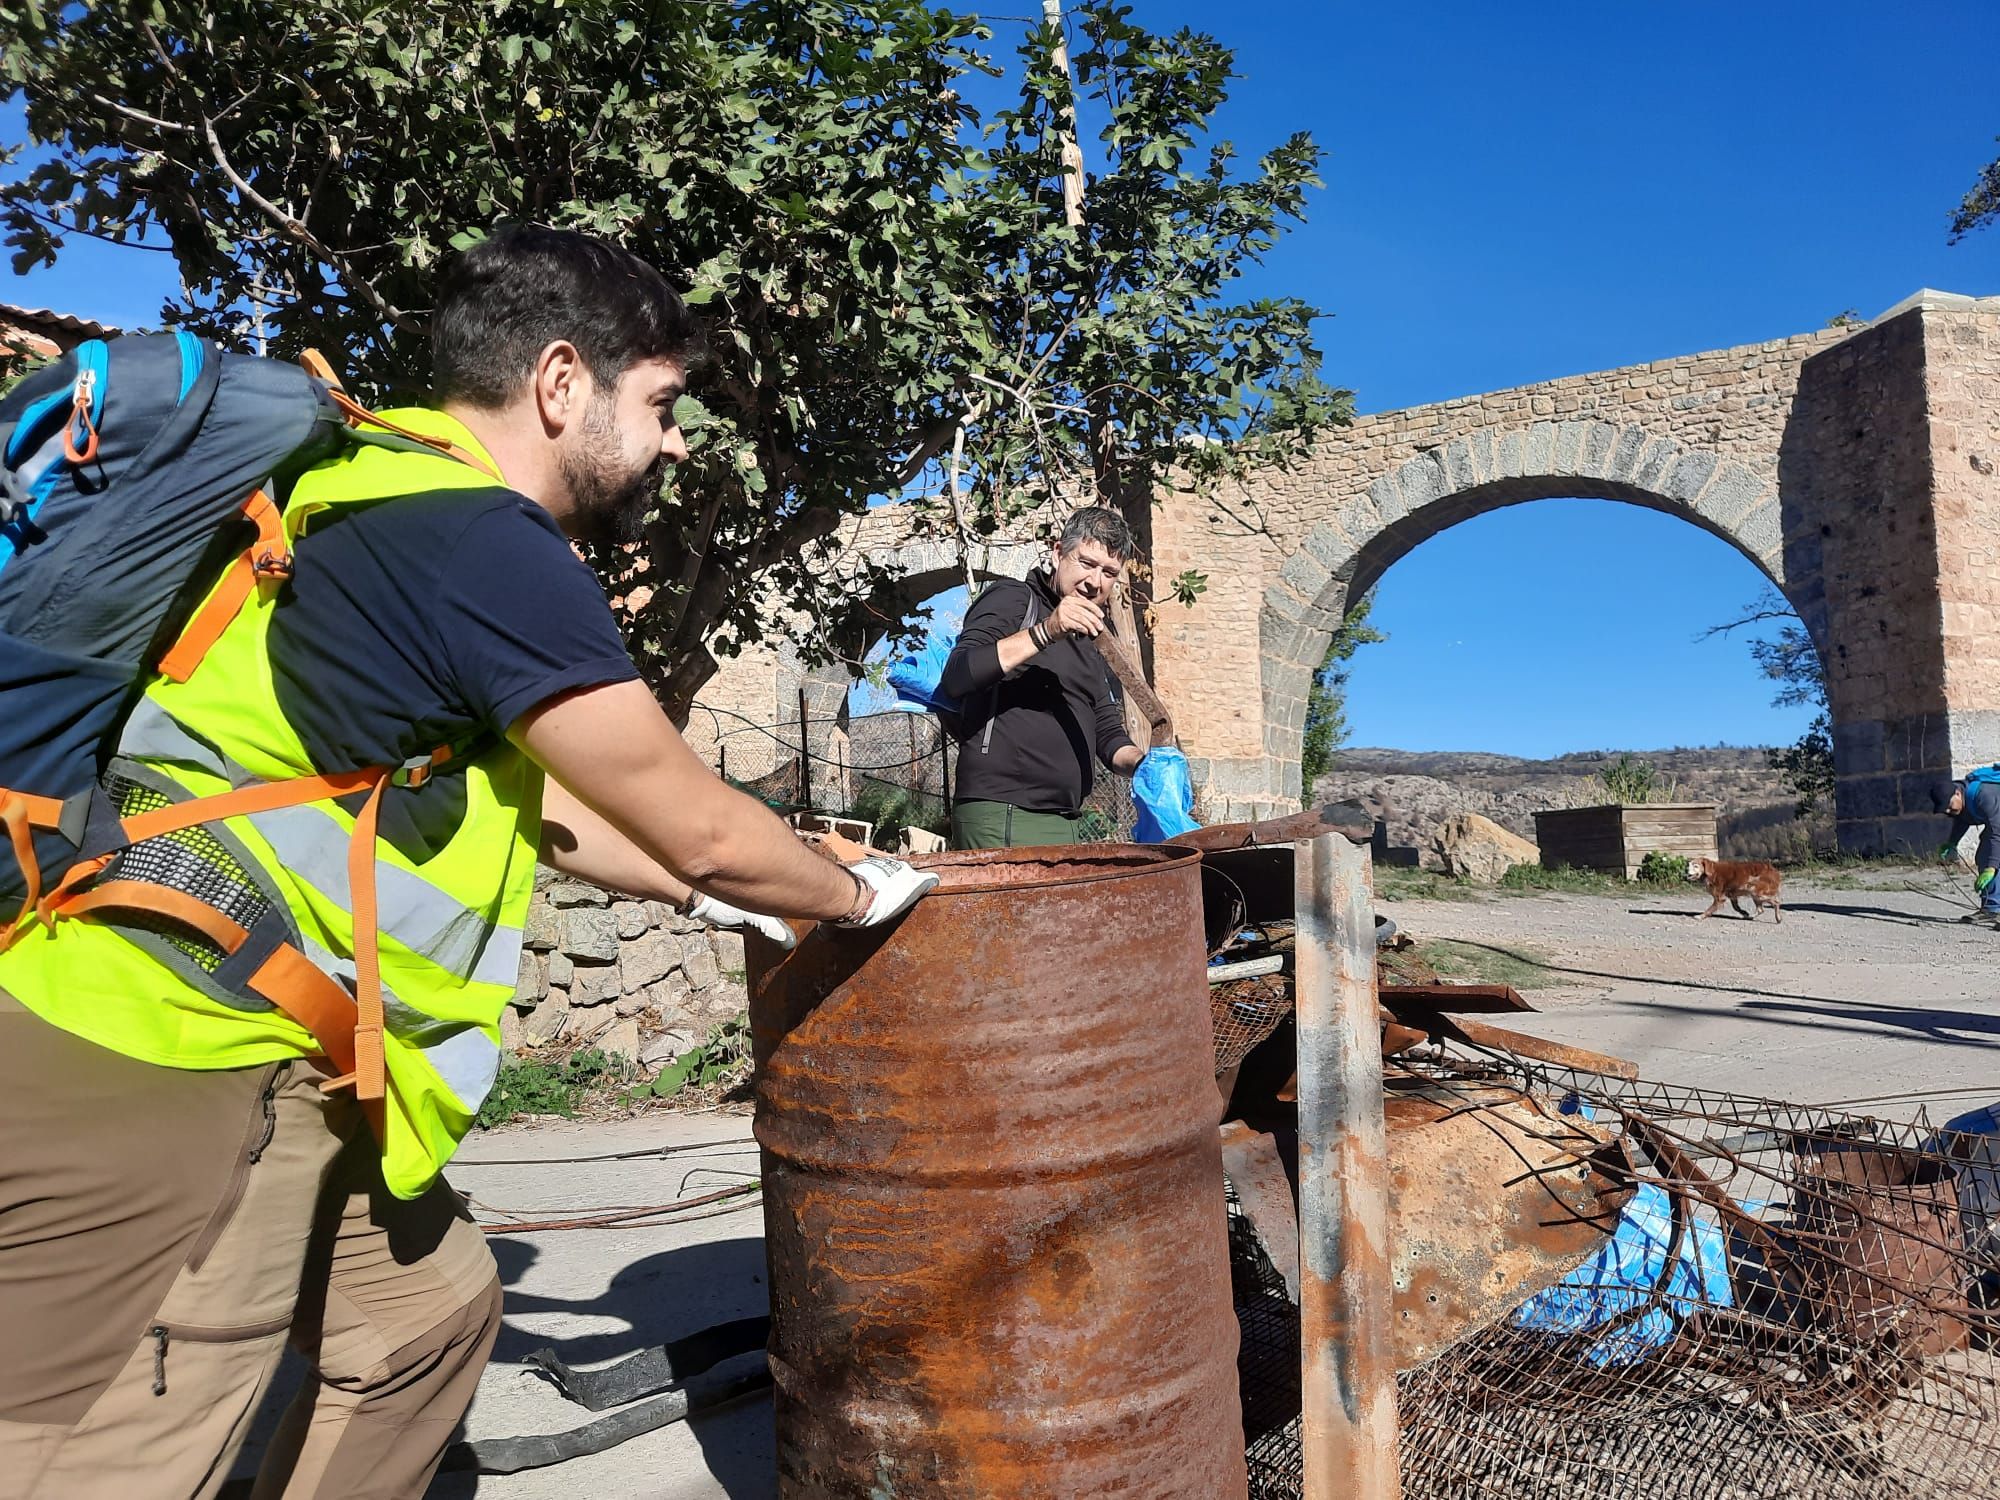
1685, 857, 1782, 923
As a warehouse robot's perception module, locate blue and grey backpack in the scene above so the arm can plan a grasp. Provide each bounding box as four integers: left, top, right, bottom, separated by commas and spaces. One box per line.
0, 333, 457, 933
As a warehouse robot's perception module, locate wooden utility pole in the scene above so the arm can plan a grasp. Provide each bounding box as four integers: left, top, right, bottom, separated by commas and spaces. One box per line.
1040, 0, 1157, 749
1043, 0, 1088, 232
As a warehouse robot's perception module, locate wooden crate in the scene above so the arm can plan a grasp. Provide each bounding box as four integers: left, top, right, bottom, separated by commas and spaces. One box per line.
1531, 803, 1718, 880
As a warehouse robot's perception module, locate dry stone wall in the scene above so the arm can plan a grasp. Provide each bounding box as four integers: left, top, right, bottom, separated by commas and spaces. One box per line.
504, 871, 748, 1067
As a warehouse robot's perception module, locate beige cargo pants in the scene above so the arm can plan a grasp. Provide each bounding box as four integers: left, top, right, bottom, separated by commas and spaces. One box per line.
0, 992, 503, 1499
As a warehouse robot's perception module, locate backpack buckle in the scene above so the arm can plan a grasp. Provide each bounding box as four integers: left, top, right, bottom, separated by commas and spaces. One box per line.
391, 747, 451, 789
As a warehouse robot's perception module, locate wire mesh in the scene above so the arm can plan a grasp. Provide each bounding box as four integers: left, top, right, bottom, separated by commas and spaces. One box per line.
683, 701, 1138, 844
1229, 1041, 2000, 1500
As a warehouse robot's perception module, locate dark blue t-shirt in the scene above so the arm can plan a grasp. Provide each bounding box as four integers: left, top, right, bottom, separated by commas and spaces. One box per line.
265, 488, 637, 857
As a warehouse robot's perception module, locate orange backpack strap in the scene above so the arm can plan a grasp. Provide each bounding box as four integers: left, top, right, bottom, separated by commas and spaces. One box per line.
0, 791, 67, 944
300, 349, 500, 482
158, 489, 291, 684
56, 880, 360, 1081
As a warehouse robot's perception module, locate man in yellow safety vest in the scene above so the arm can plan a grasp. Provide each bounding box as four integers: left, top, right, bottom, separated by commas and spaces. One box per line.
0, 224, 935, 1498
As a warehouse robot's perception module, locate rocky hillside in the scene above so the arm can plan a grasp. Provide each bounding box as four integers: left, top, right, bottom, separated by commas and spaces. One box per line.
1315, 746, 1830, 866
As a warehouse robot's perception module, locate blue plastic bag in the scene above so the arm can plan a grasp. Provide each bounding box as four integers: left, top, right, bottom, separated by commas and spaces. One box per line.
884, 601, 968, 716
1131, 746, 1200, 843
885, 631, 962, 715
1511, 1181, 1734, 1365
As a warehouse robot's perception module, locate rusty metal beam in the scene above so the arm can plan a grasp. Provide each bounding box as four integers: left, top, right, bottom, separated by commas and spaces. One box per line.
1294, 832, 1401, 1500
1376, 982, 1534, 1015
1171, 803, 1374, 852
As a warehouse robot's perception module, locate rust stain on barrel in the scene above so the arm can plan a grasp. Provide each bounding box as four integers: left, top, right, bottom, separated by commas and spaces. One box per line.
749, 846, 1248, 1498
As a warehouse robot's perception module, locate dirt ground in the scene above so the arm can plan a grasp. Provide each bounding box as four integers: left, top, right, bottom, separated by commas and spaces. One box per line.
222, 866, 2000, 1498
1383, 868, 2000, 1118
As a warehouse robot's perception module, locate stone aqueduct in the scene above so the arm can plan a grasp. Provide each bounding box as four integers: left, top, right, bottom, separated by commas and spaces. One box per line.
693, 292, 2000, 854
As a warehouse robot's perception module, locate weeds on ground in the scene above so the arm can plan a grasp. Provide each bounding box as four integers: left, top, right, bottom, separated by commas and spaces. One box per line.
1416, 938, 1566, 990
1371, 865, 1479, 902
624, 1013, 753, 1106
1496, 863, 1624, 896
476, 1048, 631, 1128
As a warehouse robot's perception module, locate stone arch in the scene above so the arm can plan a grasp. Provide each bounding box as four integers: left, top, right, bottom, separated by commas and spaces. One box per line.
842, 535, 1045, 671
1255, 420, 1821, 807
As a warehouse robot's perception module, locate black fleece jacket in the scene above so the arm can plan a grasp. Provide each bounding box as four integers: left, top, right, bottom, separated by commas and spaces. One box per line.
939, 570, 1136, 813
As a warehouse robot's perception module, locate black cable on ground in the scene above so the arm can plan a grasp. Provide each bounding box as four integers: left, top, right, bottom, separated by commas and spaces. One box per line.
438, 1362, 772, 1474
524, 1315, 772, 1411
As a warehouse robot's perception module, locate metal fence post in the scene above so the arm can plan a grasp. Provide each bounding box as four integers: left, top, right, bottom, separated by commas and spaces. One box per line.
1294, 831, 1400, 1500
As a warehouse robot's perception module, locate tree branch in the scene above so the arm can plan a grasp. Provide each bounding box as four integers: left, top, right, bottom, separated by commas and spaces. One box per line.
88, 92, 196, 135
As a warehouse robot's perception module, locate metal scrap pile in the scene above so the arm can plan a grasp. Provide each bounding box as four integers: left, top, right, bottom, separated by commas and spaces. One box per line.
1188, 823, 2000, 1500
1217, 1006, 2000, 1500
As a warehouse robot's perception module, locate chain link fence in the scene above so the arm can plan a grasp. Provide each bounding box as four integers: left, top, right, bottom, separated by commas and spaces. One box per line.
682, 702, 1137, 846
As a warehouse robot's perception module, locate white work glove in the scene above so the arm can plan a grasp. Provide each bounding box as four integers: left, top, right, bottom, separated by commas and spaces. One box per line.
686, 892, 797, 951
837, 855, 939, 928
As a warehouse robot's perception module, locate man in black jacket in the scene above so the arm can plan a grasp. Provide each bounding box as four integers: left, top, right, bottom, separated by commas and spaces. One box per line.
939, 507, 1146, 848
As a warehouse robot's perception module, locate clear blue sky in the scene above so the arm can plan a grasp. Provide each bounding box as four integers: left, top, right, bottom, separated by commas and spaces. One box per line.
9, 3, 1999, 754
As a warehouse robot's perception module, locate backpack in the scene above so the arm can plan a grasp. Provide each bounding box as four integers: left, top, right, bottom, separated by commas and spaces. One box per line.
886, 580, 1039, 746
1965, 765, 2000, 800
0, 333, 490, 1104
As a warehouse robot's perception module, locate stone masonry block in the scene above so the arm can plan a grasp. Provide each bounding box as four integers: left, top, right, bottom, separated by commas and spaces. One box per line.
1495, 430, 1525, 479
1885, 715, 1951, 773
621, 932, 681, 991
1441, 437, 1478, 493
1837, 773, 1900, 821
683, 946, 721, 993
572, 960, 623, 1007
1278, 548, 1333, 605
1366, 473, 1407, 527
562, 907, 620, 963
1263, 583, 1307, 623
1631, 438, 1681, 492
1697, 465, 1767, 528
1660, 451, 1720, 503
1552, 420, 1584, 472
1580, 422, 1617, 475
1836, 818, 1886, 858
1882, 814, 1952, 856
546, 950, 574, 988
1395, 453, 1450, 510
1897, 773, 1945, 815
523, 900, 559, 952
1470, 429, 1495, 481
614, 901, 649, 940
1728, 500, 1782, 566
1302, 521, 1355, 577
1832, 718, 1886, 775
1523, 423, 1556, 475
522, 992, 570, 1047
514, 952, 546, 1008
1608, 425, 1647, 481
548, 880, 609, 909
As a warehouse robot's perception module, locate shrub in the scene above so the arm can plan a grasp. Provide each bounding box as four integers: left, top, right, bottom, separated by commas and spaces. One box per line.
1637, 850, 1691, 885
1597, 754, 1678, 806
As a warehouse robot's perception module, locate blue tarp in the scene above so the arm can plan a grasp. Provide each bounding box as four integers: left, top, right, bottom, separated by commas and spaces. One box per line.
1512, 1179, 1735, 1365
1131, 746, 1199, 843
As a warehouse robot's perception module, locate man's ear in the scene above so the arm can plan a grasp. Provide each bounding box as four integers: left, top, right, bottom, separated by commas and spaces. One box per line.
531, 340, 591, 434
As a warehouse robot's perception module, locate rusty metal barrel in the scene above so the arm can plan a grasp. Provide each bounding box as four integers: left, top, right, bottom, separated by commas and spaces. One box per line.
748, 845, 1247, 1498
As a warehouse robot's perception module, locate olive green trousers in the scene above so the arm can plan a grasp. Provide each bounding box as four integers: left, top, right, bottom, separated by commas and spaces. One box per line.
948, 799, 1082, 850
